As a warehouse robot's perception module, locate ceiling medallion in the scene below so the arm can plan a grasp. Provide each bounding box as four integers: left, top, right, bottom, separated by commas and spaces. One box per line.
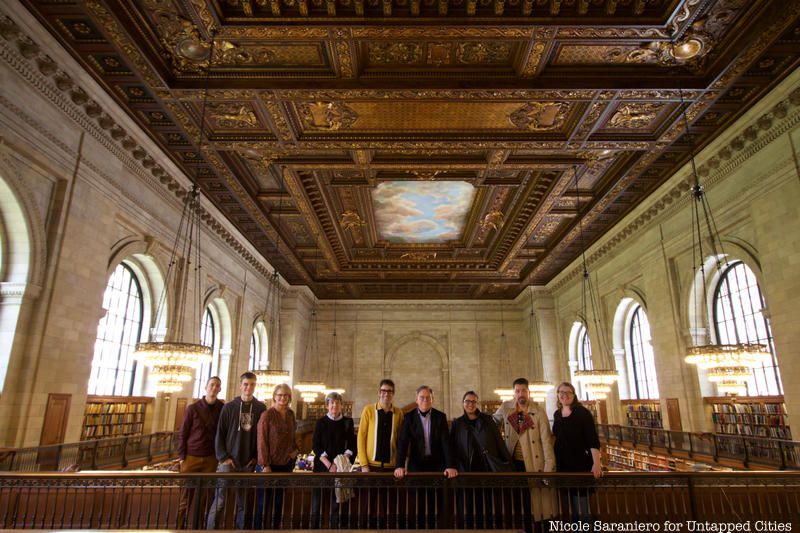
670, 38, 704, 60
509, 102, 568, 131
176, 37, 209, 61
481, 210, 505, 232
340, 210, 367, 231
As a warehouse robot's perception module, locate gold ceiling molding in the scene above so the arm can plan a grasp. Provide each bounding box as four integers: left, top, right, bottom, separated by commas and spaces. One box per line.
340, 210, 366, 231
520, 41, 547, 77
351, 27, 534, 39
555, 27, 668, 39
219, 27, 329, 39
369, 42, 422, 64
399, 252, 438, 261
481, 210, 505, 232
456, 42, 512, 64
85, 1, 164, 87
298, 101, 358, 131
607, 103, 663, 129
209, 103, 260, 128
272, 89, 598, 100
0, 10, 276, 278
549, 86, 800, 293
333, 34, 355, 77
214, 41, 276, 65
509, 102, 569, 131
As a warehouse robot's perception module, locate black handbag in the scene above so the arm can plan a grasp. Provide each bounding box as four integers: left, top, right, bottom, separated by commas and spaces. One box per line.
468, 423, 514, 473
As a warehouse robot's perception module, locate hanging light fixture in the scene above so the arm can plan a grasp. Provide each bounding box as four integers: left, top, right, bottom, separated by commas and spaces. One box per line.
322, 298, 345, 396
570, 167, 618, 399
253, 271, 290, 399
674, 61, 769, 395
527, 287, 552, 403
253, 155, 292, 398
493, 303, 515, 402
295, 306, 327, 402
134, 34, 219, 392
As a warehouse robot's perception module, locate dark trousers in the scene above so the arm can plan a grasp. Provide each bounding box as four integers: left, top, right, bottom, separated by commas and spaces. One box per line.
176, 454, 217, 529
254, 461, 294, 529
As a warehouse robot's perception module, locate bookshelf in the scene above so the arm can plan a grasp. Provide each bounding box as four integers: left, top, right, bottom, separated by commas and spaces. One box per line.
622, 399, 663, 429
480, 400, 502, 415
583, 401, 599, 423
604, 444, 723, 472
81, 396, 153, 440
302, 401, 354, 421
705, 396, 791, 439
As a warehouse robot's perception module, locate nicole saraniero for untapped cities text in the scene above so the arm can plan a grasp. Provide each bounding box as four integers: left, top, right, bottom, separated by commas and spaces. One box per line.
546, 521, 792, 533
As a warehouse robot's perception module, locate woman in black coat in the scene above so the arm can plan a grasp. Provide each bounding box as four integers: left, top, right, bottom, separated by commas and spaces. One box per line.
311, 392, 357, 528
450, 390, 512, 528
552, 381, 602, 523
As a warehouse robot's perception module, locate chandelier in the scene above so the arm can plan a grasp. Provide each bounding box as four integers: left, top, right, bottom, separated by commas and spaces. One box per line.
253, 271, 290, 400
527, 287, 553, 403
570, 168, 618, 399
135, 33, 222, 393
133, 185, 212, 392
323, 298, 346, 397
675, 75, 766, 396
295, 307, 327, 402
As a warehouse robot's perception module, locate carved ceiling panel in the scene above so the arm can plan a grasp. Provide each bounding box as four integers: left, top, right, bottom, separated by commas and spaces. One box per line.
18, 0, 800, 298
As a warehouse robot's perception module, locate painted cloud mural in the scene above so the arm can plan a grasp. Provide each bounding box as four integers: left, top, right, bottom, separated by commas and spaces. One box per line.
372, 181, 477, 243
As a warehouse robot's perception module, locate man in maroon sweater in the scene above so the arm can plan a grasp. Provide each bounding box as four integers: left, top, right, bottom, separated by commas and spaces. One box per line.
176, 376, 224, 529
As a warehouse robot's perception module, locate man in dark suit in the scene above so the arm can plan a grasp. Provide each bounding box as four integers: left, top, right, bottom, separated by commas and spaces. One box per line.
394, 385, 457, 527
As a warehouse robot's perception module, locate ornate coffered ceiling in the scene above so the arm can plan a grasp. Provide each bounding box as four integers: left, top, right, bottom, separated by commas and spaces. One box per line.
19, 0, 800, 298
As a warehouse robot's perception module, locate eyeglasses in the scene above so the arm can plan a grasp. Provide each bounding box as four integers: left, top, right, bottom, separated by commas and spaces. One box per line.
557, 390, 574, 396
463, 400, 478, 405
379, 389, 394, 394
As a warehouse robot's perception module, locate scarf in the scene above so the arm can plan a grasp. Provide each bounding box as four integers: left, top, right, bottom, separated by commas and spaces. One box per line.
508, 409, 534, 435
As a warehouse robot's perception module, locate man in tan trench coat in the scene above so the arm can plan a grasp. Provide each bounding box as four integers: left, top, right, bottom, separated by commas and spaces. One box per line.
494, 377, 557, 526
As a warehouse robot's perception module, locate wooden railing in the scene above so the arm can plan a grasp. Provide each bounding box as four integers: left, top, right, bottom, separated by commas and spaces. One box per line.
0, 471, 797, 529
0, 432, 178, 472
597, 423, 800, 469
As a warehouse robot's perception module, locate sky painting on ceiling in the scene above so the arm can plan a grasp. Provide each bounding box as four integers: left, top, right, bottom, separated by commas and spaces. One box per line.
372, 181, 477, 243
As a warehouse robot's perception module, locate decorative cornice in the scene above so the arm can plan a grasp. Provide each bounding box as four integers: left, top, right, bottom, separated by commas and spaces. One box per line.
0, 10, 278, 281
549, 83, 800, 293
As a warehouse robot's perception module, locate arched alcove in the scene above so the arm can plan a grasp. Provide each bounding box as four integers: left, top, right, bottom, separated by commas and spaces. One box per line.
385, 332, 449, 411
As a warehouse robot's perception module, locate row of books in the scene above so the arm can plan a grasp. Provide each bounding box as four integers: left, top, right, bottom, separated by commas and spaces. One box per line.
85, 402, 146, 414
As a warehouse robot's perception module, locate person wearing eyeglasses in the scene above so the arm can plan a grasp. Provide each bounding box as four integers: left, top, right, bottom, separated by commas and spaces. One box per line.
254, 383, 298, 529
493, 377, 556, 529
552, 381, 602, 524
356, 379, 404, 527
450, 390, 511, 528
357, 379, 404, 472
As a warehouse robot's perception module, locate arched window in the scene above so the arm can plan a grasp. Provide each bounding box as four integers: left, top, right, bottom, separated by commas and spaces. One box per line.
627, 305, 659, 399
249, 320, 268, 371
249, 331, 258, 370
713, 261, 782, 396
578, 324, 593, 372
194, 307, 217, 398
89, 263, 143, 395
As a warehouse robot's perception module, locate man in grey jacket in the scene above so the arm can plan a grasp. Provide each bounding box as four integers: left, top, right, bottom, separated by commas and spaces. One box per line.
206, 372, 266, 529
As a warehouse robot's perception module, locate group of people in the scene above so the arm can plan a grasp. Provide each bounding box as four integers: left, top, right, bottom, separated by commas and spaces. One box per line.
176, 372, 602, 529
